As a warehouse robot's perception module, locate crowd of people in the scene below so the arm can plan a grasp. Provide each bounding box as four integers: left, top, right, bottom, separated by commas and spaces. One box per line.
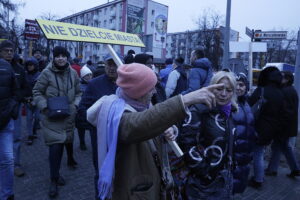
0, 39, 299, 200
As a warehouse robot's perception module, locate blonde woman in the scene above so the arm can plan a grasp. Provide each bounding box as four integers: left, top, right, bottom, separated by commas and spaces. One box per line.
180, 71, 238, 199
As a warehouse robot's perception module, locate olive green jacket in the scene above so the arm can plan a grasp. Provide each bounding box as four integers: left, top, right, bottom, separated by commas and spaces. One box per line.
33, 62, 81, 145
112, 96, 187, 200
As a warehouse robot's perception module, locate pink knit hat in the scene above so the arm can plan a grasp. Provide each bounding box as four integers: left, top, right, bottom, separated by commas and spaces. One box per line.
116, 63, 157, 99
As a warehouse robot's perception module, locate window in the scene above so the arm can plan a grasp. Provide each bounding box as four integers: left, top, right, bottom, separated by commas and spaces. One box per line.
104, 20, 107, 27
104, 8, 107, 15
151, 22, 154, 28
152, 10, 155, 15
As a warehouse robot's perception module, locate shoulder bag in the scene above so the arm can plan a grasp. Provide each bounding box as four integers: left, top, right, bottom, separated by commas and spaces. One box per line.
47, 72, 70, 119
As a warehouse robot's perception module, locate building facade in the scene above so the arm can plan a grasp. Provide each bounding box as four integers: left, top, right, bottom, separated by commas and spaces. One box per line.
165, 27, 239, 70
56, 0, 168, 63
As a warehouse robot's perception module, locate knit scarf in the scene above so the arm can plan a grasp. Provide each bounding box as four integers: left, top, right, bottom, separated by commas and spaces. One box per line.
116, 87, 149, 112
218, 102, 232, 119
97, 88, 150, 200
97, 95, 125, 200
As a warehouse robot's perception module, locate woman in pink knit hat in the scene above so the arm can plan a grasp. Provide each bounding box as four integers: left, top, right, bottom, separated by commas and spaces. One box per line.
87, 63, 224, 200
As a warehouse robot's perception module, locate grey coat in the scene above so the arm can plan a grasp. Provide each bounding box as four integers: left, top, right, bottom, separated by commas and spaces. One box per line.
33, 62, 81, 145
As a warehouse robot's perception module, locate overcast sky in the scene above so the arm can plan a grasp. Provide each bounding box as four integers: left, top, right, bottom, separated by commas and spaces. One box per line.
17, 0, 300, 41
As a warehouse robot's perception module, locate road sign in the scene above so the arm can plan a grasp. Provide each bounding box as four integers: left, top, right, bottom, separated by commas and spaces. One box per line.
230, 42, 267, 52
254, 31, 287, 40
24, 19, 40, 40
245, 27, 253, 38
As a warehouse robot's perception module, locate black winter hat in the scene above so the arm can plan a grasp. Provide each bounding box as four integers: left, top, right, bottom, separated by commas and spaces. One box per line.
174, 57, 184, 66
53, 46, 70, 58
134, 53, 153, 65
165, 58, 173, 65
236, 72, 249, 91
0, 40, 14, 50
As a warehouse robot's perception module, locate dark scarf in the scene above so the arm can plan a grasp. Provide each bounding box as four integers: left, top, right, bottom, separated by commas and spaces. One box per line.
54, 62, 69, 71
218, 102, 232, 119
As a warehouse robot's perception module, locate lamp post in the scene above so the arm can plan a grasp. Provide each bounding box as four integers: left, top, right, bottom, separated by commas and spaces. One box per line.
161, 36, 165, 59
294, 29, 300, 133
222, 0, 231, 69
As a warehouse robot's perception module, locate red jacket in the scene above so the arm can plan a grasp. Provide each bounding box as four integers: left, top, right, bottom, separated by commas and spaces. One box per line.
71, 64, 81, 77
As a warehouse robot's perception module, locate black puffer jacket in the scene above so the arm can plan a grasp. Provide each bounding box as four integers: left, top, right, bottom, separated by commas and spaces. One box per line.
248, 67, 288, 145
281, 85, 298, 137
10, 59, 30, 102
0, 59, 19, 129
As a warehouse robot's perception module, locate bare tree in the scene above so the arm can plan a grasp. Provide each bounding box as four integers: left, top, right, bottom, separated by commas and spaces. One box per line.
194, 8, 225, 70
35, 12, 60, 58
265, 30, 297, 65
0, 0, 25, 39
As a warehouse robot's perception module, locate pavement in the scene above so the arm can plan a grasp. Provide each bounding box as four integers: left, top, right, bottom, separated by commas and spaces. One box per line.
14, 118, 95, 200
14, 117, 300, 200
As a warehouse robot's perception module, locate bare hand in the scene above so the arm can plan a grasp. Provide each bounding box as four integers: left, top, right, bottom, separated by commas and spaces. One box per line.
182, 84, 224, 109
164, 127, 177, 141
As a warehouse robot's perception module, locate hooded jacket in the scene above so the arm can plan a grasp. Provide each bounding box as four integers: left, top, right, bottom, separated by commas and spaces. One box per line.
33, 62, 81, 145
248, 67, 288, 145
25, 57, 40, 96
182, 58, 213, 94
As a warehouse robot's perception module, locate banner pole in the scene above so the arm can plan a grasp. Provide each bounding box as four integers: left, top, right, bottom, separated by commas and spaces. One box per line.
106, 44, 184, 157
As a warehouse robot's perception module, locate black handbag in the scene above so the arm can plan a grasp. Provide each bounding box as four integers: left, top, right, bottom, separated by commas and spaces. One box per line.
47, 72, 70, 119
251, 87, 266, 121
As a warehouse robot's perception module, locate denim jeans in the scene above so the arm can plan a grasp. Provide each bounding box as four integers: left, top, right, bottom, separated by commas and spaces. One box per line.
252, 144, 265, 182
13, 105, 22, 167
289, 137, 296, 149
25, 104, 39, 137
0, 120, 14, 200
267, 138, 300, 172
49, 144, 64, 181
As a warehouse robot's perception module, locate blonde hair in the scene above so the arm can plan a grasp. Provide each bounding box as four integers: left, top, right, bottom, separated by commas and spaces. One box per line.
210, 71, 238, 111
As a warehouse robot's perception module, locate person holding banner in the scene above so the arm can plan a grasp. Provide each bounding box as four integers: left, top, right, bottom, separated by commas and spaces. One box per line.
33, 46, 81, 198
87, 63, 223, 200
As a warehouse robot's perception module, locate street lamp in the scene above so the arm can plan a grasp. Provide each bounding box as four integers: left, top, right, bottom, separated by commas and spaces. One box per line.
161, 36, 165, 59
222, 0, 231, 69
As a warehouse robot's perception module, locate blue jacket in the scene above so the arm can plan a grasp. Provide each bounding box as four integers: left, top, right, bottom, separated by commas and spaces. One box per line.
25, 57, 40, 96
232, 96, 256, 194
182, 58, 212, 94
159, 64, 173, 88
76, 74, 117, 129
79, 79, 88, 93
